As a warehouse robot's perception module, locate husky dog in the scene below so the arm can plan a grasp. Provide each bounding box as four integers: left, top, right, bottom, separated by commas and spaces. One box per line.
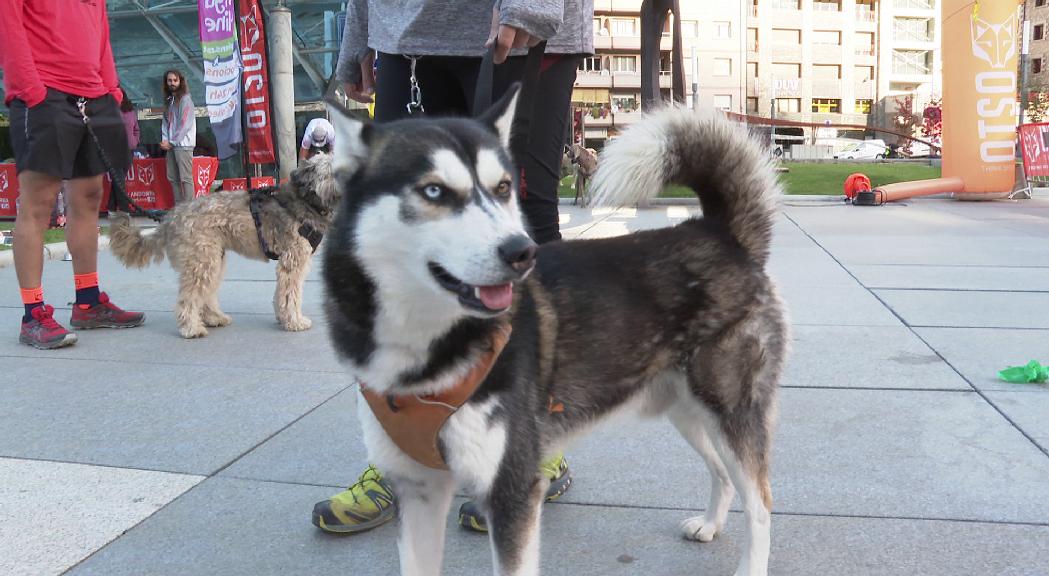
322, 87, 788, 576
108, 154, 339, 338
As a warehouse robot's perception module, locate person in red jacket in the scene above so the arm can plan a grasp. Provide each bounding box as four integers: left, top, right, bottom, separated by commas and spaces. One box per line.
0, 0, 145, 350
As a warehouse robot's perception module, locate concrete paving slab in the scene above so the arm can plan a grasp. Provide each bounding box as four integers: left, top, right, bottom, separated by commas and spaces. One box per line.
218, 388, 366, 487
0, 357, 350, 475
850, 264, 1049, 291
777, 282, 901, 326
0, 307, 345, 374
563, 388, 1049, 524
64, 477, 1049, 576
769, 246, 859, 288
983, 391, 1049, 454
875, 289, 1049, 329
784, 325, 969, 390
0, 457, 202, 576
916, 327, 1049, 393
813, 235, 1049, 267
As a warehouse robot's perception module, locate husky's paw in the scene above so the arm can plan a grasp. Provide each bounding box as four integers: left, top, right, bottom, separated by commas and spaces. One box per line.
179, 323, 209, 339
680, 515, 721, 543
281, 316, 312, 331
203, 312, 232, 327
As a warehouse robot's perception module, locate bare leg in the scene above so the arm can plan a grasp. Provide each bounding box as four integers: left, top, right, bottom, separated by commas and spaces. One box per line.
64, 175, 104, 276
13, 171, 63, 289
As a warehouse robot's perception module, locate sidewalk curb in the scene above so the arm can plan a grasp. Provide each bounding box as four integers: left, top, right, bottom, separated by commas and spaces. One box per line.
0, 236, 111, 269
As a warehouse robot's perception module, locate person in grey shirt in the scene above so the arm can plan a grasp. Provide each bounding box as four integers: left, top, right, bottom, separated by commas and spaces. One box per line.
312, 0, 593, 536
160, 69, 196, 204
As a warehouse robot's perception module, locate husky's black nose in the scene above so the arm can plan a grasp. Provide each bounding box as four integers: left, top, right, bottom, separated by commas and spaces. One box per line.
499, 235, 537, 272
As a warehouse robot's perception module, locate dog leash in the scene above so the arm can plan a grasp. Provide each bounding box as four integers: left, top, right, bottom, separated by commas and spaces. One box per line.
75, 97, 166, 222
248, 186, 326, 260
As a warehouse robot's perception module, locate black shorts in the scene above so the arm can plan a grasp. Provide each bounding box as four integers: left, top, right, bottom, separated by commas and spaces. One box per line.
8, 88, 130, 179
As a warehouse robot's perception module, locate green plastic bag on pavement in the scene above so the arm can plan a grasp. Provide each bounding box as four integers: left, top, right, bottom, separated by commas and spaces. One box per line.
998, 360, 1049, 384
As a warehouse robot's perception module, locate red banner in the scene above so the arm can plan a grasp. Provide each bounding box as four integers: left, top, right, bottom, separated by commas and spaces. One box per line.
238, 0, 276, 165
0, 164, 18, 217
1018, 123, 1049, 178
221, 176, 276, 191
101, 157, 219, 210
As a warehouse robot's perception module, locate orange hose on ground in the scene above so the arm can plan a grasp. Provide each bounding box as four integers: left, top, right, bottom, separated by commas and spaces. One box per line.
869, 177, 965, 204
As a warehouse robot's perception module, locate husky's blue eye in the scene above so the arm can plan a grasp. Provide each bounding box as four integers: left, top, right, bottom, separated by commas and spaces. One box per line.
422, 184, 443, 200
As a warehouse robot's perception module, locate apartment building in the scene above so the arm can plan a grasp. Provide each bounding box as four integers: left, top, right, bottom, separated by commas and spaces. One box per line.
1025, 0, 1049, 91
575, 0, 941, 142
746, 0, 940, 129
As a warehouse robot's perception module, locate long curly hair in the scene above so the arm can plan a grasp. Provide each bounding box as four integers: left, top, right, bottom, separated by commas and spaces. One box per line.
163, 69, 189, 105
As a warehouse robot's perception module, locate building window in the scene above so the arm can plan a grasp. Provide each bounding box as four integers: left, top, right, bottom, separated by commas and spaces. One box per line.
812, 98, 841, 113
579, 56, 604, 73
1037, 0, 1045, 6
772, 28, 801, 44
775, 98, 801, 113
855, 65, 875, 81
612, 55, 637, 73
894, 18, 933, 42
713, 95, 732, 110
813, 64, 841, 79
855, 32, 875, 55
855, 99, 873, 114
856, 0, 876, 21
813, 0, 841, 11
894, 0, 934, 8
714, 21, 731, 39
612, 18, 637, 36
1036, 25, 1045, 41
611, 95, 639, 112
747, 97, 759, 113
812, 30, 841, 45
747, 28, 758, 51
714, 58, 732, 76
747, 61, 759, 77
1035, 58, 1044, 74
770, 0, 800, 9
892, 50, 932, 75
771, 62, 801, 78
681, 20, 699, 37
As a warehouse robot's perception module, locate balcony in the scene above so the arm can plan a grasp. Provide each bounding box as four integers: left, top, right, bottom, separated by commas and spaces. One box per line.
811, 47, 844, 65
812, 80, 844, 97
575, 72, 613, 88
594, 35, 612, 50
612, 36, 641, 50
772, 44, 803, 61
853, 81, 876, 99
612, 72, 642, 89
855, 8, 877, 22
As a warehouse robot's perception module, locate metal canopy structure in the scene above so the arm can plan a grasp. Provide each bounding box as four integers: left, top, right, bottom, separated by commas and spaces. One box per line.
0, 0, 346, 111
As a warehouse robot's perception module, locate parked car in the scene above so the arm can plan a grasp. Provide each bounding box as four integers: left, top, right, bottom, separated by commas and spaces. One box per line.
834, 139, 888, 160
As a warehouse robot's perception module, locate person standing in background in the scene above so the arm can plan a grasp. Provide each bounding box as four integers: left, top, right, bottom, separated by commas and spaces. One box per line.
160, 70, 196, 204
0, 0, 146, 350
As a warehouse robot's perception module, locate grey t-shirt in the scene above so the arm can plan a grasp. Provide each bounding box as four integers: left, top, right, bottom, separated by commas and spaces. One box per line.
336, 0, 594, 84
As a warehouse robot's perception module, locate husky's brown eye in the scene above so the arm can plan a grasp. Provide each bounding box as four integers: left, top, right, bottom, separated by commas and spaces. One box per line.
494, 180, 512, 199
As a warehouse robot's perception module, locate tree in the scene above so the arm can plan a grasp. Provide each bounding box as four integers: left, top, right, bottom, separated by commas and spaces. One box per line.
920, 98, 941, 145
1025, 92, 1049, 123
892, 95, 921, 155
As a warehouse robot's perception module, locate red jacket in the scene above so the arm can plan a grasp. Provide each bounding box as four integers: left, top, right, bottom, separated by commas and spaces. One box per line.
0, 0, 122, 107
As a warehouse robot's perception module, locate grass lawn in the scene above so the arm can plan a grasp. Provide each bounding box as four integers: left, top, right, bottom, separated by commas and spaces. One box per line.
0, 222, 107, 251
778, 161, 941, 195
559, 161, 941, 200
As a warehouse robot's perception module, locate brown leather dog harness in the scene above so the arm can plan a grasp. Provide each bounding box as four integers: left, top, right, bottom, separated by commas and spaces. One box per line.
360, 324, 512, 470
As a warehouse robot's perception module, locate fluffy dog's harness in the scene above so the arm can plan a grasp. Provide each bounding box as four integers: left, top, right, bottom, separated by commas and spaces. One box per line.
360, 324, 512, 470
248, 186, 325, 260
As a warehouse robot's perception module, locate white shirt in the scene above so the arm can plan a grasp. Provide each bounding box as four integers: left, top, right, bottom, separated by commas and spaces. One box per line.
301, 118, 335, 149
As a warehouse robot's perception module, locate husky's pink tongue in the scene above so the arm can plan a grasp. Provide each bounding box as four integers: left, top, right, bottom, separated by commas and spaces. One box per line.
477, 283, 513, 310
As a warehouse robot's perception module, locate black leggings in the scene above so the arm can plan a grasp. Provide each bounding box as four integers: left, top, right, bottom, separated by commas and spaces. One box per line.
373, 52, 581, 245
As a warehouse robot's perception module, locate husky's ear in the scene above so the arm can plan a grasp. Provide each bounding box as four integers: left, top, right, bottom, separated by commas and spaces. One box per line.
479, 83, 521, 149
326, 99, 373, 175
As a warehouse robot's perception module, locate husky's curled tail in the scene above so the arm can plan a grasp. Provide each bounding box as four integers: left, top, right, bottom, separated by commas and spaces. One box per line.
108, 213, 169, 268
589, 107, 780, 265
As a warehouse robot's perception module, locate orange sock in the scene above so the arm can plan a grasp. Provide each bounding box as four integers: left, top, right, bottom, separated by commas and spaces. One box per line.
21, 286, 44, 305
74, 272, 99, 291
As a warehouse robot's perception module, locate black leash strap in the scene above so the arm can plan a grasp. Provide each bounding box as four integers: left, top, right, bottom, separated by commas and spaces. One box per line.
75, 97, 165, 222
248, 187, 281, 260
473, 41, 547, 138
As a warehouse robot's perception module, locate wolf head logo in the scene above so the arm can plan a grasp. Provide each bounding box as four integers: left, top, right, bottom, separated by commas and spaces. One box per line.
137, 164, 156, 186
971, 13, 1017, 69
0, 171, 8, 194
196, 164, 212, 191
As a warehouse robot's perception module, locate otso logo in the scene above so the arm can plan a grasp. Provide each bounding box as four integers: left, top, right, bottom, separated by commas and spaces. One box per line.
137, 164, 156, 186
971, 12, 1018, 163
197, 164, 213, 190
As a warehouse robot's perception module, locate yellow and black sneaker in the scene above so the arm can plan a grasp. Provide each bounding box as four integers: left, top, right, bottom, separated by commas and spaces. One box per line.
458, 453, 573, 533
312, 465, 397, 534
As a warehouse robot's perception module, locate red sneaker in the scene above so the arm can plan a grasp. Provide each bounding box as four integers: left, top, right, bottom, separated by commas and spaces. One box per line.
20, 305, 78, 349
70, 292, 145, 329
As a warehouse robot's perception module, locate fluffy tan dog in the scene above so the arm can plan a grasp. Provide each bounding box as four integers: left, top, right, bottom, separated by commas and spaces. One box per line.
108, 154, 339, 338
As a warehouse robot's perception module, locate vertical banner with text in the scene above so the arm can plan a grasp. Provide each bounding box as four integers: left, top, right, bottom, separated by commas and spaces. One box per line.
199, 0, 242, 159
238, 0, 276, 164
